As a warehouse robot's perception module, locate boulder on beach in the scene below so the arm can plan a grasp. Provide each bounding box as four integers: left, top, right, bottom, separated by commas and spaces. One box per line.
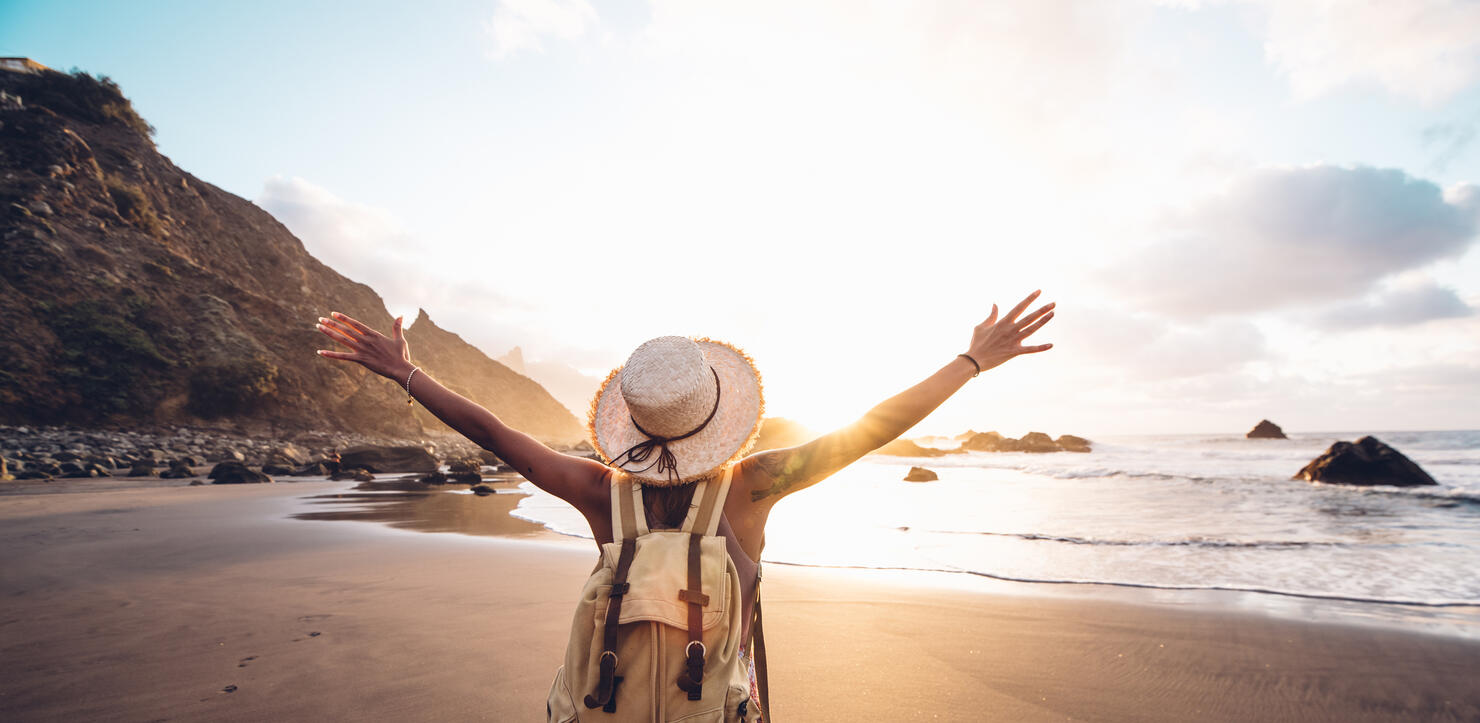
330, 468, 374, 482
903, 466, 938, 482
263, 444, 308, 468
159, 460, 195, 479
127, 461, 155, 477
209, 461, 272, 484
476, 449, 503, 466
1056, 434, 1092, 453
1294, 436, 1437, 487
0, 456, 12, 481
471, 484, 495, 496
1247, 420, 1288, 439
874, 439, 950, 458
339, 445, 438, 473
419, 470, 448, 485
261, 464, 294, 476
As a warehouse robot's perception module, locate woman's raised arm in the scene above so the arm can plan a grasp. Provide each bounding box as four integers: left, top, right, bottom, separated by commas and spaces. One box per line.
739, 291, 1055, 507
315, 312, 609, 513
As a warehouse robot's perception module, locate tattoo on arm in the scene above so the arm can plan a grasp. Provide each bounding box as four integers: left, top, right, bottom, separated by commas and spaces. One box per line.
749, 440, 854, 502
750, 451, 802, 502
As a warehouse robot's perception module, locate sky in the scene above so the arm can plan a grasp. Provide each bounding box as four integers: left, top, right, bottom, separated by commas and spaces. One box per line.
4, 0, 1480, 437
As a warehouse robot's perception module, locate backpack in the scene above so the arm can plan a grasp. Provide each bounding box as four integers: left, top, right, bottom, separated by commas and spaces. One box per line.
546, 466, 763, 722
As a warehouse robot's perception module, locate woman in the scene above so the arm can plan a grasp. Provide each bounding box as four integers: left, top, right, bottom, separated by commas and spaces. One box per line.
315, 290, 1054, 719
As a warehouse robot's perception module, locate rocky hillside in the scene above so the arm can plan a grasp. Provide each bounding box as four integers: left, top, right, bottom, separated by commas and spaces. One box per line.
0, 69, 581, 443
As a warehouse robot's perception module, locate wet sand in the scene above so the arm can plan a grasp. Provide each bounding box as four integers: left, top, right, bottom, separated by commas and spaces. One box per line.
1, 480, 1478, 721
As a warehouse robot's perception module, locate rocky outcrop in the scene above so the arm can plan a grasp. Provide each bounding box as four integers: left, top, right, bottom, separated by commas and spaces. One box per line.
0, 69, 579, 443
1019, 432, 1060, 453
903, 466, 938, 482
1294, 436, 1437, 487
339, 445, 437, 473
1247, 420, 1288, 439
956, 431, 1091, 454
959, 431, 1004, 452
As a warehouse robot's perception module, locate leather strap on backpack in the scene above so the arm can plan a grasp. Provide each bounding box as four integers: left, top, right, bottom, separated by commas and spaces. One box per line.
676, 469, 728, 700
751, 568, 772, 721
586, 475, 639, 711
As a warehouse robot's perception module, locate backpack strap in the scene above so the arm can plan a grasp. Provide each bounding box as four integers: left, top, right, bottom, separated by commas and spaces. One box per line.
751, 566, 772, 721
676, 466, 733, 701
682, 466, 732, 537
610, 472, 647, 541
586, 473, 640, 712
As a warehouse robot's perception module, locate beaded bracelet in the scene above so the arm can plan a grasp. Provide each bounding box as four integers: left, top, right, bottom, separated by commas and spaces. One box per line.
956, 354, 981, 378
405, 366, 420, 406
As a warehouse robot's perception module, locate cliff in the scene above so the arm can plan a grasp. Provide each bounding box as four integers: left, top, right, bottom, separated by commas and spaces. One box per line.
0, 69, 580, 442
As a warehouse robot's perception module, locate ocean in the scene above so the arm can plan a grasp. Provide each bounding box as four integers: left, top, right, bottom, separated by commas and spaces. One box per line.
511, 430, 1480, 634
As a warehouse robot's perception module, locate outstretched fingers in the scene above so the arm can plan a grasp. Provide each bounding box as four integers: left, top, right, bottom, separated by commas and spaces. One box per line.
317, 319, 363, 350
1002, 290, 1041, 325
1016, 308, 1054, 338
331, 312, 385, 340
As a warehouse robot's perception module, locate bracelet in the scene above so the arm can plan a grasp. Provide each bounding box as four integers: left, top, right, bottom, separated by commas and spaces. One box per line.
956, 354, 981, 378
405, 366, 420, 406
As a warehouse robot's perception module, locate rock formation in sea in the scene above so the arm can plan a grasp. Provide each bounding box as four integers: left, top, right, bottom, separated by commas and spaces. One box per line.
0, 68, 580, 443
1247, 420, 1288, 439
954, 431, 1091, 454
1293, 436, 1437, 487
903, 466, 938, 482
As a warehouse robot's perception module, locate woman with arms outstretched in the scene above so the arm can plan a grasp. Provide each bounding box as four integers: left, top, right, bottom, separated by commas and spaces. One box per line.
316, 290, 1054, 721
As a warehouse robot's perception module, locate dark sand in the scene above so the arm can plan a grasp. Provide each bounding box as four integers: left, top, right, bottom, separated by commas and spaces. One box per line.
1, 479, 1478, 721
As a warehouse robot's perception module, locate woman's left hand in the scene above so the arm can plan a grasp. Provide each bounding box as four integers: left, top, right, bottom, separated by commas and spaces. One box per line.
315, 312, 414, 381
963, 290, 1055, 374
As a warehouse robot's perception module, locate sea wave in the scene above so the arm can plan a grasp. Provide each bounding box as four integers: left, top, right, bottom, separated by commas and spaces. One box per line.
902, 529, 1361, 549
762, 560, 1480, 609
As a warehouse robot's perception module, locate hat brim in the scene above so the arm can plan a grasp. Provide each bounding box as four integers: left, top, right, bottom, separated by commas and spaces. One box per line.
589, 338, 764, 486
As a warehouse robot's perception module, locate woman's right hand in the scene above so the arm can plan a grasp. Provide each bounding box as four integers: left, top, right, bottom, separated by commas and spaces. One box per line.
315, 312, 414, 381
962, 290, 1055, 374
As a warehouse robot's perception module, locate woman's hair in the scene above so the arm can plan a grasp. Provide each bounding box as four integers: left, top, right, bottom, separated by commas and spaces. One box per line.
641, 468, 727, 530
643, 484, 696, 530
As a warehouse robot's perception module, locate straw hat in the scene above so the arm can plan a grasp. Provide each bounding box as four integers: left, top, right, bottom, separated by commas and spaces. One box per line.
589, 336, 764, 486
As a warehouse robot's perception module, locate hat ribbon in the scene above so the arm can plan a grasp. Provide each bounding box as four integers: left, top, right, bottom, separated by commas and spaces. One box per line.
611, 367, 722, 484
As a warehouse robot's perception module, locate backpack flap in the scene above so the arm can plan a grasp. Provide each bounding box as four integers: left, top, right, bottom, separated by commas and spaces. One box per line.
597, 533, 732, 630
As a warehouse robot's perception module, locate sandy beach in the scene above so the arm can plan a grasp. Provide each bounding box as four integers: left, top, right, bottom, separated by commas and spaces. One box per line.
2, 478, 1478, 722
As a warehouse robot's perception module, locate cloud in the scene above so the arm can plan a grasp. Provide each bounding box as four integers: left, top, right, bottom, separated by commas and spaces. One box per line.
1109, 165, 1480, 316
1248, 0, 1480, 105
1052, 306, 1268, 380
1315, 281, 1474, 329
256, 176, 544, 357
483, 0, 599, 59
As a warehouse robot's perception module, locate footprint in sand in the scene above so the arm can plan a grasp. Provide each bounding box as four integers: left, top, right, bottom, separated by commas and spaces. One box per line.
292, 631, 323, 642
237, 656, 256, 668
222, 685, 238, 694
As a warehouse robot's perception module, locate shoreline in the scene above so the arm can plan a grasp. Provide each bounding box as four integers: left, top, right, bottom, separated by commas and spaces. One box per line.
10, 473, 1480, 641
2, 480, 1479, 721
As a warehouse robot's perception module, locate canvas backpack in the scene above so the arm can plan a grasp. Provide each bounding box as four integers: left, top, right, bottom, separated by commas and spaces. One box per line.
546, 466, 762, 722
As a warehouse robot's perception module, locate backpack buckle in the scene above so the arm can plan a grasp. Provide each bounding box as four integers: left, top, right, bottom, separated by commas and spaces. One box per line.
610, 582, 630, 596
